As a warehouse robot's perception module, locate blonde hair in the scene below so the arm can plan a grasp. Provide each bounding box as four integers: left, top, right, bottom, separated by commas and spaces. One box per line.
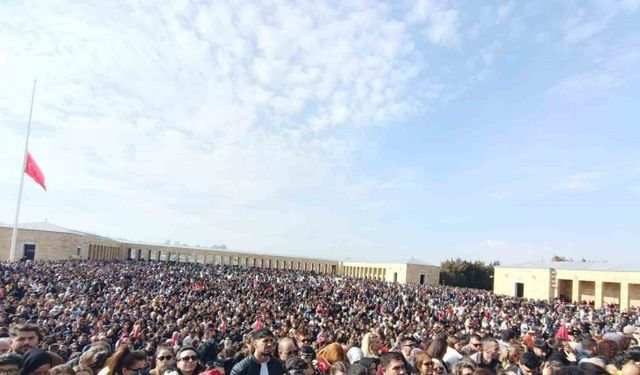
361, 333, 380, 358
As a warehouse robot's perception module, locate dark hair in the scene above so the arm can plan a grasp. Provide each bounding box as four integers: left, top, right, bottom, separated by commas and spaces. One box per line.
472, 370, 492, 375
9, 324, 39, 339
582, 339, 597, 352
446, 336, 460, 348
520, 352, 541, 370
426, 339, 447, 359
251, 329, 274, 341
79, 348, 110, 373
533, 339, 549, 350
0, 353, 22, 367
379, 352, 404, 370
501, 330, 515, 343
299, 346, 316, 360
176, 347, 198, 358
286, 358, 311, 375
104, 344, 146, 375
156, 346, 175, 357
552, 365, 585, 375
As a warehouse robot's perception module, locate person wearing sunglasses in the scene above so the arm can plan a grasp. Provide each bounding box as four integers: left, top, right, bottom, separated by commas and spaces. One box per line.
176, 347, 202, 375
101, 345, 147, 375
150, 346, 175, 375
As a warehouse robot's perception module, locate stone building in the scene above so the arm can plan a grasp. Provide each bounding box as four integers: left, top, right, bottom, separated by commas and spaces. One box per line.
0, 222, 439, 286
494, 261, 640, 311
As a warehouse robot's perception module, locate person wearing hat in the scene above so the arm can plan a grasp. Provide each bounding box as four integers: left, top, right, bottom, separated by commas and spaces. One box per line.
19, 349, 51, 375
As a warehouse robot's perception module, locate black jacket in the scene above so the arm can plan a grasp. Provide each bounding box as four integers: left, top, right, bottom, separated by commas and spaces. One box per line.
230, 356, 286, 375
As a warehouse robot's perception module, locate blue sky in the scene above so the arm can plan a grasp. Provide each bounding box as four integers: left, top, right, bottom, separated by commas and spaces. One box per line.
1, 0, 638, 264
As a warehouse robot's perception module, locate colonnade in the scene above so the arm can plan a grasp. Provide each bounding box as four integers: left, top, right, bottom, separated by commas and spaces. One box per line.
87, 243, 123, 260
114, 245, 339, 275
341, 265, 386, 280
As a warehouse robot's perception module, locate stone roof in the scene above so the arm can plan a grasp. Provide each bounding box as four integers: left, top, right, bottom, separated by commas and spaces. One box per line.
0, 222, 116, 241
497, 260, 640, 273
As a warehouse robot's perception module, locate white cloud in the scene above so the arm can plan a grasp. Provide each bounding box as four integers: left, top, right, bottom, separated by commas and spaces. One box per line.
563, 2, 639, 44
406, 0, 460, 47
556, 172, 602, 192
548, 43, 640, 101
0, 0, 441, 253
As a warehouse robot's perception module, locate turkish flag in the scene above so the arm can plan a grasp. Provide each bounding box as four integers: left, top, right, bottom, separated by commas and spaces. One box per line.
25, 152, 46, 190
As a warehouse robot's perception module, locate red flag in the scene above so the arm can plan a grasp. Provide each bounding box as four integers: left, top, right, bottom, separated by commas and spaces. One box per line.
25, 152, 46, 190
254, 316, 263, 331
555, 318, 569, 340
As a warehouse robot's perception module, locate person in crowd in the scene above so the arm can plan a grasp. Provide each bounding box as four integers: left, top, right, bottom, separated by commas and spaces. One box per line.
2, 260, 640, 375
450, 359, 476, 375
0, 339, 12, 355
347, 365, 367, 375
10, 325, 39, 355
462, 337, 483, 357
361, 335, 381, 359
379, 353, 406, 375
230, 330, 284, 375
358, 358, 379, 375
519, 352, 541, 375
72, 365, 94, 375
498, 344, 523, 374
100, 345, 146, 375
346, 348, 363, 366
433, 359, 448, 375
277, 338, 298, 364
50, 365, 76, 375
286, 358, 314, 375
398, 338, 415, 365
414, 352, 434, 375
78, 347, 110, 375
149, 346, 174, 375
469, 339, 500, 374
175, 347, 201, 375
328, 363, 348, 375
19, 349, 51, 375
0, 353, 22, 375
442, 336, 462, 369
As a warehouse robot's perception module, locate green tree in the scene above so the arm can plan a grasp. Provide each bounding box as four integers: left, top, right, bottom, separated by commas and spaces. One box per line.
439, 258, 496, 290
551, 255, 572, 262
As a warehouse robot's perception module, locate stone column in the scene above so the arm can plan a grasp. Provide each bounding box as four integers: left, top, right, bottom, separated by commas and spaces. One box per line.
621, 282, 630, 312
572, 280, 579, 304
595, 281, 603, 308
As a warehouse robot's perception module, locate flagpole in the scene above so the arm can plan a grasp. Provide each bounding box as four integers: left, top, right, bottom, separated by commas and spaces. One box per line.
9, 80, 37, 262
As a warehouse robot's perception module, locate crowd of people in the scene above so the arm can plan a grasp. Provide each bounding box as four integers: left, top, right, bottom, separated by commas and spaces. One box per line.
1, 260, 639, 375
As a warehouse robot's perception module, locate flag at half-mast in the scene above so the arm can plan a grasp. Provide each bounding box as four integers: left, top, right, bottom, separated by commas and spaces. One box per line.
24, 151, 46, 190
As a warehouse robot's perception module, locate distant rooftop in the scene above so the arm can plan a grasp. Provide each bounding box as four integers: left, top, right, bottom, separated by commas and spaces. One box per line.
0, 222, 115, 241
0, 222, 337, 262
342, 256, 437, 267
498, 260, 640, 273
